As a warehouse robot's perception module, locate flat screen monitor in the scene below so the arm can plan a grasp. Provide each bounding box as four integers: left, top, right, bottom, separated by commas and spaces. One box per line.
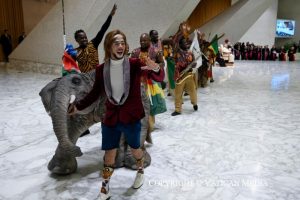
276, 19, 295, 37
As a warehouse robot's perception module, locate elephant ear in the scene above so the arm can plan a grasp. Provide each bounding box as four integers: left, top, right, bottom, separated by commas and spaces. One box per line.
39, 77, 61, 114
93, 95, 107, 122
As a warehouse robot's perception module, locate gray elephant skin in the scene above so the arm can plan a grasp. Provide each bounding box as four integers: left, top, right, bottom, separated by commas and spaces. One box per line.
39, 70, 151, 175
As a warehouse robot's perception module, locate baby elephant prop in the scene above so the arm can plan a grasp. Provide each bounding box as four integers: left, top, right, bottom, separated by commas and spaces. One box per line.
39, 70, 151, 175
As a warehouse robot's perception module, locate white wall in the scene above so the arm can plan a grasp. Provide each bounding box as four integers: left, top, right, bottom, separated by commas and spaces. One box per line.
231, 0, 240, 6
199, 0, 278, 47
9, 0, 200, 67
239, 1, 278, 46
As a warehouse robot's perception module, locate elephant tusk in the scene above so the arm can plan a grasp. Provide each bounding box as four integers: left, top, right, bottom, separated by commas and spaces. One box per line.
69, 95, 76, 104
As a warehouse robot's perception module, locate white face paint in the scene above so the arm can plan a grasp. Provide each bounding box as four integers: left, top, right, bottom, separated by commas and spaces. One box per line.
111, 34, 126, 60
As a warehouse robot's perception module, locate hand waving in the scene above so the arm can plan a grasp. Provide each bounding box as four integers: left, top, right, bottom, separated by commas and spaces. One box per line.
141, 57, 159, 71
110, 4, 117, 16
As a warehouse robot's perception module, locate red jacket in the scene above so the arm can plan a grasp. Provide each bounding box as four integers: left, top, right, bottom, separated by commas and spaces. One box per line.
76, 57, 164, 126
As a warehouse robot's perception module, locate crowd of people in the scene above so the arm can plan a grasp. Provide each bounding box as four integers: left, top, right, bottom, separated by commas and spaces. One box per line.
3, 3, 298, 200
66, 4, 300, 199
62, 4, 215, 199
232, 42, 298, 62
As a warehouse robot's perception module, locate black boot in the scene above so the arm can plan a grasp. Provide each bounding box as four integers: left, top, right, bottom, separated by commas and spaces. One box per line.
171, 111, 181, 116
193, 105, 198, 111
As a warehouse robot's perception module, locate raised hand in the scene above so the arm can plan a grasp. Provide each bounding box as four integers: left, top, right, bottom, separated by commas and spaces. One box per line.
110, 4, 117, 16
141, 57, 159, 71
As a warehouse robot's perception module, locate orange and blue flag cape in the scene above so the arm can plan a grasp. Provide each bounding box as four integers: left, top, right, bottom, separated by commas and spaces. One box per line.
62, 51, 80, 76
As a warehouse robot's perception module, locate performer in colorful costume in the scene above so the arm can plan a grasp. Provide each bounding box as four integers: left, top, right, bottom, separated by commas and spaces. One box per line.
74, 4, 117, 73
171, 36, 198, 116
197, 32, 211, 87
68, 30, 164, 200
131, 33, 166, 142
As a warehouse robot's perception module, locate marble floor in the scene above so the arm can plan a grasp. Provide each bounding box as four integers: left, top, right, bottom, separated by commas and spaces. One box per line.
0, 60, 300, 200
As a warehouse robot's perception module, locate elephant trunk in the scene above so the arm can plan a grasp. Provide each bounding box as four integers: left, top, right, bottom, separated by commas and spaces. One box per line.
51, 86, 82, 157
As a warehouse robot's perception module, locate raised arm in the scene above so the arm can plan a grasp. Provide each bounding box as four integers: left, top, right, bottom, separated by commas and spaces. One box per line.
141, 57, 165, 82
91, 4, 117, 49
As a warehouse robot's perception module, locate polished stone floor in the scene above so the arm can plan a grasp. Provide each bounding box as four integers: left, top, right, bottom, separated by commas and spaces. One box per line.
0, 60, 300, 200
